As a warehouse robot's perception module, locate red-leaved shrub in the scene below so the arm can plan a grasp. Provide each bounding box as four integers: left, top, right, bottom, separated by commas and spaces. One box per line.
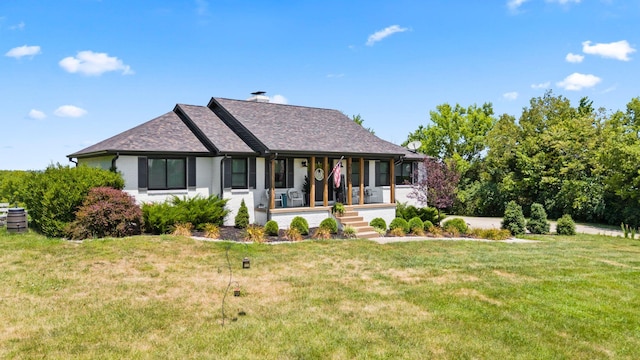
66, 187, 143, 239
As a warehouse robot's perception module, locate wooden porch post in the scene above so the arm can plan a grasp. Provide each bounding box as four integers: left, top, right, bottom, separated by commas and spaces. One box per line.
309, 156, 316, 208
390, 158, 396, 204
359, 157, 364, 205
323, 157, 329, 206
346, 157, 352, 206
269, 157, 276, 209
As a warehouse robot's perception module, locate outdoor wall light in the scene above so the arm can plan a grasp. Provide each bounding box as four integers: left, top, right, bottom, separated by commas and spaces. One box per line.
301, 161, 307, 167
242, 257, 251, 269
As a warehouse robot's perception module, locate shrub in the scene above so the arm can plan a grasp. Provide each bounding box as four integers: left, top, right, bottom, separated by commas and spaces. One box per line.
235, 199, 250, 229
312, 227, 332, 240
469, 228, 512, 240
556, 214, 576, 235
0, 170, 33, 207
423, 220, 434, 230
527, 203, 550, 234
388, 227, 406, 237
319, 217, 338, 234
21, 164, 124, 238
443, 218, 468, 235
502, 200, 526, 236
243, 224, 266, 243
65, 187, 143, 240
396, 202, 418, 220
172, 222, 193, 237
203, 223, 220, 239
417, 206, 443, 225
264, 220, 279, 236
143, 195, 228, 234
408, 217, 424, 233
342, 225, 357, 239
284, 227, 303, 241
427, 225, 443, 237
373, 227, 387, 236
142, 202, 176, 235
370, 217, 387, 231
389, 217, 410, 233
290, 216, 309, 235
169, 195, 229, 229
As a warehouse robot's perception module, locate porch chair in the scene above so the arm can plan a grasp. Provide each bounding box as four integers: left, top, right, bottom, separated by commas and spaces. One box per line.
287, 188, 304, 207
265, 189, 283, 208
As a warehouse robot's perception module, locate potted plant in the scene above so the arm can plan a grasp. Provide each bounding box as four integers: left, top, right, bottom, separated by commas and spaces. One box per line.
332, 202, 345, 216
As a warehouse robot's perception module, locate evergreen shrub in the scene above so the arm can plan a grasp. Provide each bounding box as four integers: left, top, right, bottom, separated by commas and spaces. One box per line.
502, 201, 526, 236
527, 203, 550, 234
290, 216, 309, 235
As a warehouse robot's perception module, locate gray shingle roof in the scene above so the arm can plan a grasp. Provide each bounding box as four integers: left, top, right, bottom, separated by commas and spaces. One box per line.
69, 96, 424, 161
211, 97, 412, 158
68, 111, 210, 157
176, 104, 254, 154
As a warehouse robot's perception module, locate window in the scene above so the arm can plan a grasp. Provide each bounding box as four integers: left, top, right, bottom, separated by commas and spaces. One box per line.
231, 158, 248, 189
148, 158, 186, 190
274, 159, 286, 188
395, 162, 414, 185
376, 161, 390, 186
351, 159, 360, 186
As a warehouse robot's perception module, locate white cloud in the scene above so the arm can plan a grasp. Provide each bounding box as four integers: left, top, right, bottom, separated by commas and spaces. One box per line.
54, 105, 88, 118
59, 51, 134, 76
556, 73, 601, 91
503, 92, 519, 100
507, 0, 529, 12
366, 25, 408, 46
565, 53, 584, 63
10, 21, 25, 30
270, 95, 288, 104
531, 81, 551, 89
582, 40, 636, 61
5, 45, 41, 59
28, 109, 46, 120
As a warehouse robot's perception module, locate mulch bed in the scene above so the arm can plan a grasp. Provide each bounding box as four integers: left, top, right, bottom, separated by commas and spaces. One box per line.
193, 226, 342, 242
192, 226, 476, 242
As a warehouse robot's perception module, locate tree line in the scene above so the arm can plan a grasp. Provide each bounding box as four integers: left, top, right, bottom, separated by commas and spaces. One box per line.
404, 90, 640, 227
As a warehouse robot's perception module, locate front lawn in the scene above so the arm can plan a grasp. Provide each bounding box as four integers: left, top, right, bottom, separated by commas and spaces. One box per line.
1, 229, 639, 359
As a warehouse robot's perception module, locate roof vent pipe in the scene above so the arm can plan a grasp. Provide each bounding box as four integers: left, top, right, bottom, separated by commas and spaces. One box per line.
247, 91, 269, 103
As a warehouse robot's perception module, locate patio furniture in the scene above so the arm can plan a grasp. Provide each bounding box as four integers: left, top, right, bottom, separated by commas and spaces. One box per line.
266, 189, 283, 207
288, 188, 304, 207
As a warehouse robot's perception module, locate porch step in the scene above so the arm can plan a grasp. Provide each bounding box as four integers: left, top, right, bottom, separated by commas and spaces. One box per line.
335, 210, 379, 239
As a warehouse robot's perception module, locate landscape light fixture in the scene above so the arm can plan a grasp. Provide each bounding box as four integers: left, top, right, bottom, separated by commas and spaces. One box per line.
242, 257, 251, 269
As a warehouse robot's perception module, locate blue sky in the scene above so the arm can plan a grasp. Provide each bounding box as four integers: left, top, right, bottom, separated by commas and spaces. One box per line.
1, 0, 638, 170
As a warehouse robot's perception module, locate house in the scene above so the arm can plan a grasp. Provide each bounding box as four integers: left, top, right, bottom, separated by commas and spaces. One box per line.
67, 93, 424, 237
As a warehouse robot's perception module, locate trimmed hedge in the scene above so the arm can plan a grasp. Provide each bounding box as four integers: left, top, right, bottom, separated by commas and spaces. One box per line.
556, 214, 576, 235
290, 216, 309, 235
265, 220, 279, 236
319, 217, 338, 234
389, 217, 410, 233
443, 218, 468, 234
370, 217, 387, 231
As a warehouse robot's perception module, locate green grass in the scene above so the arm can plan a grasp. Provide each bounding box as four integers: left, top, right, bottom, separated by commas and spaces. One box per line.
1, 228, 640, 359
